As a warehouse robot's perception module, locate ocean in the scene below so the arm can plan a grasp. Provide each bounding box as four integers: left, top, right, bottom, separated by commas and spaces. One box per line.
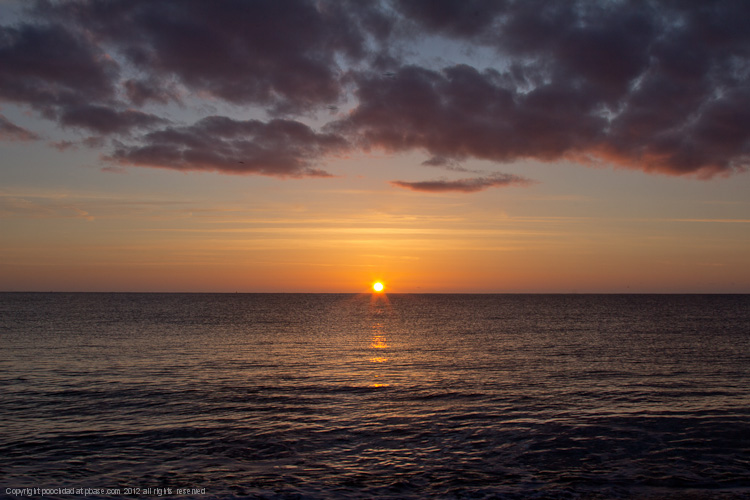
1, 293, 749, 499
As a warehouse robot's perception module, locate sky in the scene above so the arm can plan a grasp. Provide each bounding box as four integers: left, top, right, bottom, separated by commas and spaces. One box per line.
1, 0, 749, 293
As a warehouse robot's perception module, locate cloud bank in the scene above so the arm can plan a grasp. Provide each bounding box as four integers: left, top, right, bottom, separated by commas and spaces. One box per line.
1, 0, 748, 185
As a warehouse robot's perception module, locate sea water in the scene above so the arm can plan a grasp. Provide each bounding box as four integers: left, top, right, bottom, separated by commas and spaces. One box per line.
1, 293, 749, 499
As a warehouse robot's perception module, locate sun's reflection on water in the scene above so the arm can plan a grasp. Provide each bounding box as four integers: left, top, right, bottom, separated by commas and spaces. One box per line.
368, 311, 391, 387
370, 323, 389, 350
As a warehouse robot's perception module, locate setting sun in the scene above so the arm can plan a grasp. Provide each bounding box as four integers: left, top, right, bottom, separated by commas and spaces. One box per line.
372, 282, 384, 293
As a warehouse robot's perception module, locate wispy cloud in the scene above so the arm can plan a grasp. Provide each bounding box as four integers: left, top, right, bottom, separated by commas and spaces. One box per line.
0, 195, 93, 220
391, 173, 534, 193
0, 114, 39, 141
421, 155, 477, 173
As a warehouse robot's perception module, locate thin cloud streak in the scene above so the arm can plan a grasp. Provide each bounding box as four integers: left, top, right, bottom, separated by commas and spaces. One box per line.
668, 218, 750, 224
391, 173, 534, 193
0, 113, 39, 141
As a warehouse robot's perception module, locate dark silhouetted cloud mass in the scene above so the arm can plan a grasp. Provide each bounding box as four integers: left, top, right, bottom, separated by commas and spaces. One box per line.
107, 116, 347, 177
1, 0, 748, 183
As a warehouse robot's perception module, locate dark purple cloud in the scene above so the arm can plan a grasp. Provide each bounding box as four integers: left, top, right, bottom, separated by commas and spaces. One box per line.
106, 116, 347, 177
0, 0, 748, 182
59, 105, 167, 135
0, 19, 168, 136
123, 78, 180, 107
0, 114, 39, 141
0, 22, 117, 107
335, 64, 605, 162
41, 0, 388, 114
0, 21, 120, 132
393, 0, 507, 38
0, 1, 388, 132
377, 0, 750, 176
391, 173, 533, 193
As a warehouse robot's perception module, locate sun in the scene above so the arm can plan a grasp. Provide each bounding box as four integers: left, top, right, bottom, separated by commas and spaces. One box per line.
372, 282, 384, 293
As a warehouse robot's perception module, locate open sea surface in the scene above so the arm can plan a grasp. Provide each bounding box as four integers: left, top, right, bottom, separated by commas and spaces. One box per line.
1, 293, 749, 499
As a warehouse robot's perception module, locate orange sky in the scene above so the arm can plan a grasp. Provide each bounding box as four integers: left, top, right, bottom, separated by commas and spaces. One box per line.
2, 156, 748, 292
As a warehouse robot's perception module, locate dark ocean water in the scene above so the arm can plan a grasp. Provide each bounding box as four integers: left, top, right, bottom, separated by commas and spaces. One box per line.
1, 293, 749, 499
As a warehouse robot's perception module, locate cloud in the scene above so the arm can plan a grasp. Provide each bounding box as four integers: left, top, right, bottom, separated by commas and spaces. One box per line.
334, 40, 750, 176
106, 116, 347, 177
0, 114, 39, 141
0, 194, 94, 220
49, 140, 76, 151
391, 173, 533, 193
335, 63, 605, 163
0, 0, 748, 182
123, 78, 181, 107
0, 21, 118, 114
420, 155, 477, 173
59, 105, 168, 135
393, 0, 507, 38
40, 0, 389, 114
379, 0, 750, 176
0, 20, 163, 135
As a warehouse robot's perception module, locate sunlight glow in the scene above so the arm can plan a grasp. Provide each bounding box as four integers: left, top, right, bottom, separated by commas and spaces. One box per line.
373, 282, 384, 292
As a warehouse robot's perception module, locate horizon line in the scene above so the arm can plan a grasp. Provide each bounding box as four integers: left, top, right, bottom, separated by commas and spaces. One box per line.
2, 290, 748, 295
